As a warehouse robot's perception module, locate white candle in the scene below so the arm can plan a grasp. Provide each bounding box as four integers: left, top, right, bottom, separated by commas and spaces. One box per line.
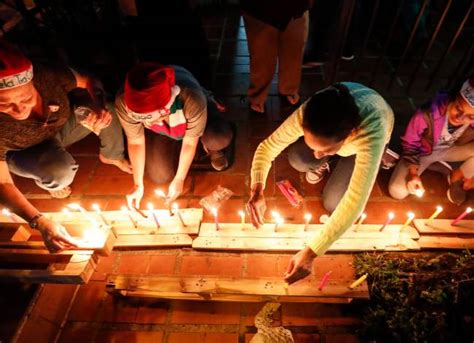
303, 213, 312, 231
271, 211, 283, 231
211, 207, 220, 230
92, 203, 110, 226
354, 213, 367, 232
121, 206, 138, 228
147, 203, 161, 229
172, 203, 186, 227
379, 212, 394, 232
402, 212, 415, 230
238, 210, 245, 228
451, 207, 473, 226
427, 205, 443, 224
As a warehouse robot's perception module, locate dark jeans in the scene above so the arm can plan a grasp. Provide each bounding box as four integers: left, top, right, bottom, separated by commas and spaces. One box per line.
6, 106, 125, 191
288, 138, 356, 212
145, 112, 233, 184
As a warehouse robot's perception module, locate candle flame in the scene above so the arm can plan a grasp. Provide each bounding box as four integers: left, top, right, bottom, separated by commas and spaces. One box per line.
211, 207, 218, 217
436, 205, 443, 213
92, 203, 101, 212
147, 202, 154, 210
62, 208, 71, 215
68, 203, 81, 210
172, 203, 179, 211
271, 211, 281, 220
407, 212, 415, 220
1, 208, 11, 216
388, 212, 395, 220
120, 206, 129, 213
304, 213, 312, 222
414, 189, 424, 198
466, 207, 473, 214
238, 210, 245, 217
155, 189, 166, 198
360, 213, 367, 220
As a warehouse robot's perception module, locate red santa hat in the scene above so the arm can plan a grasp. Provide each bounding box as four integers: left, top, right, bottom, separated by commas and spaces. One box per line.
460, 78, 474, 108
0, 40, 33, 90
125, 62, 176, 114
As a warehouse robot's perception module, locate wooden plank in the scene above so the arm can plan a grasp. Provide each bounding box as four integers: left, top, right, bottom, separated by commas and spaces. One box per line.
0, 253, 96, 284
0, 249, 94, 264
114, 234, 193, 248
418, 236, 474, 249
414, 219, 474, 235
106, 275, 368, 302
199, 223, 419, 239
192, 236, 420, 252
0, 223, 31, 241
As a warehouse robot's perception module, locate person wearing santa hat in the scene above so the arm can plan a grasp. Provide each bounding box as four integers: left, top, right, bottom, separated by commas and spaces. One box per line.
389, 77, 474, 205
0, 40, 131, 252
115, 62, 233, 208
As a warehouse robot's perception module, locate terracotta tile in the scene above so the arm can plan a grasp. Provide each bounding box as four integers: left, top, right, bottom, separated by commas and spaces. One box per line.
282, 303, 360, 326
170, 301, 241, 324
91, 253, 118, 281
29, 199, 72, 212
95, 330, 163, 343
180, 255, 243, 277
68, 134, 100, 155
117, 254, 150, 274
311, 255, 355, 279
324, 333, 360, 343
147, 254, 177, 275
193, 173, 224, 196
32, 284, 78, 324
67, 282, 106, 321
71, 156, 97, 195
101, 293, 140, 323
135, 300, 169, 324
294, 333, 322, 343
57, 322, 96, 343
277, 255, 293, 276
83, 175, 134, 195
12, 175, 49, 196
168, 333, 239, 343
245, 254, 279, 278
16, 315, 59, 343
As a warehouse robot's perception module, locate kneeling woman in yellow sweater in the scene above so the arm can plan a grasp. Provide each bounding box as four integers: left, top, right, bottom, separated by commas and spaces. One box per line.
247, 83, 394, 284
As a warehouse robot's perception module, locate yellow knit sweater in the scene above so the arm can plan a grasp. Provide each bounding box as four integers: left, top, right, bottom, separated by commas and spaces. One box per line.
251, 82, 394, 256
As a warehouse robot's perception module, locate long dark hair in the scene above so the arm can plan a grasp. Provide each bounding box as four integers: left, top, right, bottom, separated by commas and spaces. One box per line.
302, 83, 361, 141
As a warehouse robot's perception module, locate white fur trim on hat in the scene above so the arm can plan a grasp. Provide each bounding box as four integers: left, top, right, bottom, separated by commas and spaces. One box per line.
460, 79, 474, 108
0, 65, 33, 90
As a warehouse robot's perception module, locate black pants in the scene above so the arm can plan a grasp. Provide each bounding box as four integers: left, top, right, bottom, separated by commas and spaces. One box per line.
145, 112, 233, 184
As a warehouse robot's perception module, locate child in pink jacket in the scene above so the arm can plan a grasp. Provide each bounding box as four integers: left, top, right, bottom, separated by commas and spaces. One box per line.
389, 78, 474, 205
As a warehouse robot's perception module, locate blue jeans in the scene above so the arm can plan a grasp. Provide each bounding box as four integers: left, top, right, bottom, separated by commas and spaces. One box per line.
288, 138, 356, 212
6, 106, 125, 191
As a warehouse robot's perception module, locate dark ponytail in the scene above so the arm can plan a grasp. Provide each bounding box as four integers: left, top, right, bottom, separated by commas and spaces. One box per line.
302, 83, 361, 141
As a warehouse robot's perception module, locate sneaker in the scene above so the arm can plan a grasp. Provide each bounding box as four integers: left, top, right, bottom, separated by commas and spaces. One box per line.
447, 178, 466, 205
305, 162, 330, 184
209, 150, 229, 171
48, 186, 72, 199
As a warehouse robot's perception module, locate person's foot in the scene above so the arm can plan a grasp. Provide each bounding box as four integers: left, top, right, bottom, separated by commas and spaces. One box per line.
209, 150, 229, 171
447, 177, 467, 205
250, 103, 265, 114
99, 154, 132, 174
49, 186, 72, 199
305, 162, 330, 184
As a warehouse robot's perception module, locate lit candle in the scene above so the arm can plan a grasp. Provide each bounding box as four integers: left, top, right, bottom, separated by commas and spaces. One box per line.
62, 208, 72, 218
271, 211, 283, 231
318, 270, 332, 291
211, 207, 220, 230
155, 189, 173, 216
427, 205, 443, 225
414, 188, 424, 198
349, 273, 368, 289
354, 212, 367, 232
238, 210, 245, 228
147, 203, 160, 229
92, 203, 110, 226
379, 212, 395, 232
303, 213, 312, 231
172, 203, 186, 227
402, 212, 415, 230
451, 207, 473, 226
68, 203, 98, 226
2, 208, 18, 222
121, 206, 138, 228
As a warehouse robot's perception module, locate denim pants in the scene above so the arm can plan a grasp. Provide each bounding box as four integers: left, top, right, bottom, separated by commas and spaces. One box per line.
288, 138, 356, 212
388, 142, 474, 200
6, 106, 126, 191
145, 112, 233, 184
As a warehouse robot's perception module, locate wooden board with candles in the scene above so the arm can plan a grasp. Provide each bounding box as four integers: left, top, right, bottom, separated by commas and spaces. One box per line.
418, 236, 474, 249
193, 223, 420, 252
414, 219, 474, 235
106, 275, 369, 303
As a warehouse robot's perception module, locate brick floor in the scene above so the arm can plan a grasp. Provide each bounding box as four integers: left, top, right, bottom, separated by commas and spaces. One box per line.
7, 4, 474, 343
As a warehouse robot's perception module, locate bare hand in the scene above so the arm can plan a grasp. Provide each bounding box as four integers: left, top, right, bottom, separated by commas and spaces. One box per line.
246, 183, 266, 228
127, 184, 144, 209
407, 174, 424, 195
166, 177, 184, 204
284, 246, 316, 285
37, 217, 78, 253
81, 109, 112, 133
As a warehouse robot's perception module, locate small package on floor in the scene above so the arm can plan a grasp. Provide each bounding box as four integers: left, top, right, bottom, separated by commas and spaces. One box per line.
199, 185, 234, 213
276, 179, 303, 207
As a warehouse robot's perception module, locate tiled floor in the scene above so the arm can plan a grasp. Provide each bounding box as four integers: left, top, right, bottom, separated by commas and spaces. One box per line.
5, 5, 474, 343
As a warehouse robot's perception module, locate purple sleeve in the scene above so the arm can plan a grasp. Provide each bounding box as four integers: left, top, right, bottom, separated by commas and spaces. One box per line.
400, 109, 428, 166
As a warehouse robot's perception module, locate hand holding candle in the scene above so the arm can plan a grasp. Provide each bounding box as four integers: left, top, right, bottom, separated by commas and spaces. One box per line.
451, 207, 472, 226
